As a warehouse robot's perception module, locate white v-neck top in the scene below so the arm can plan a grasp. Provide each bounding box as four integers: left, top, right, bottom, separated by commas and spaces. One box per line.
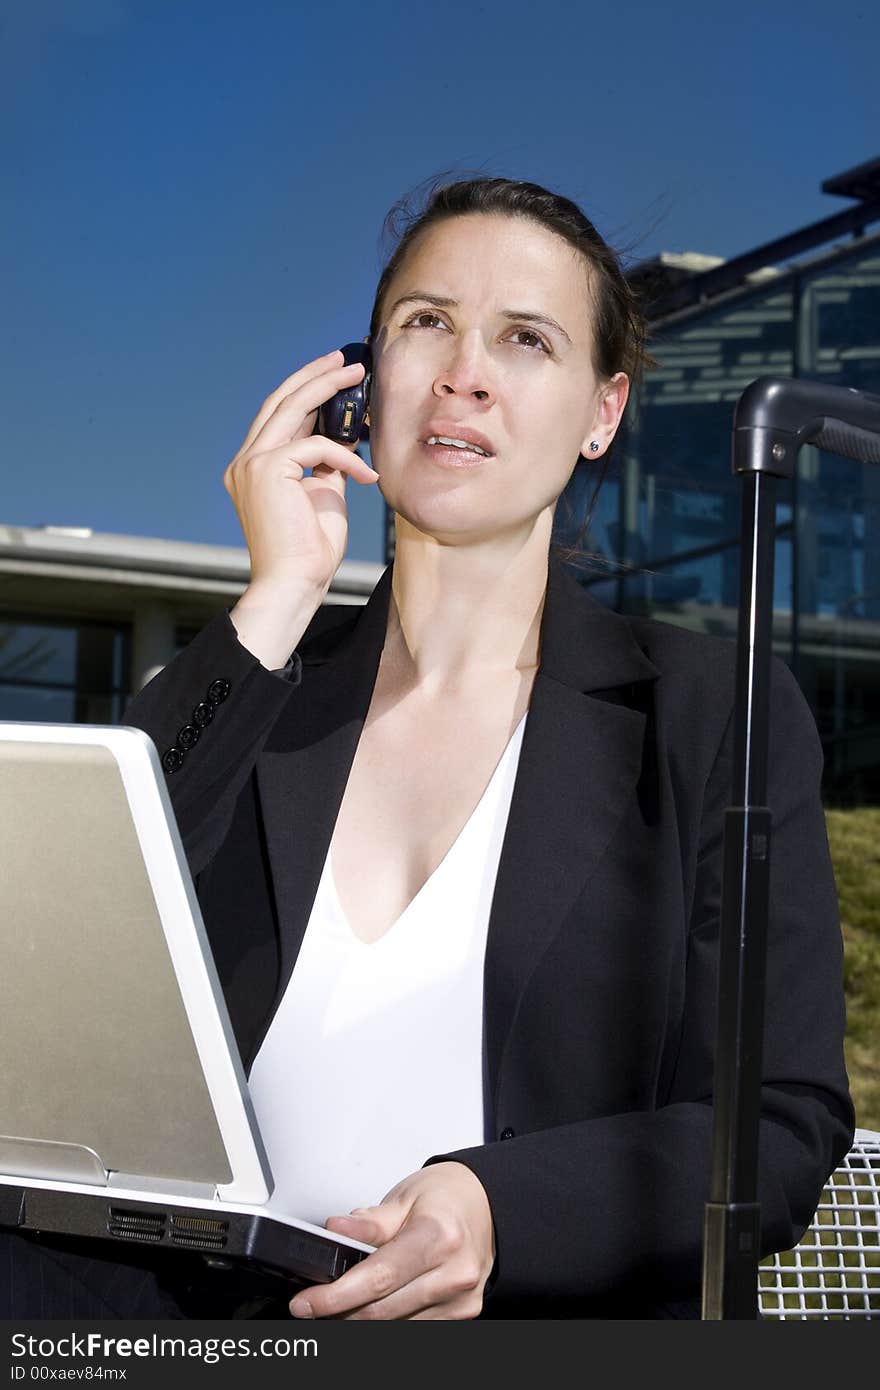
248, 712, 528, 1225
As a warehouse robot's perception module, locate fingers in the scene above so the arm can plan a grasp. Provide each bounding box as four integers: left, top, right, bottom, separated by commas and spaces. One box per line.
238, 349, 343, 453
290, 1247, 484, 1322
224, 435, 377, 501
339, 1269, 484, 1321
265, 349, 346, 409
242, 354, 366, 458
289, 1215, 434, 1320
289, 1207, 485, 1321
321, 1210, 395, 1251
282, 433, 376, 482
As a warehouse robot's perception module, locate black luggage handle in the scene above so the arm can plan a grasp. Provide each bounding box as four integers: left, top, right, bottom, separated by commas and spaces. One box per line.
701, 375, 880, 1320
732, 376, 880, 477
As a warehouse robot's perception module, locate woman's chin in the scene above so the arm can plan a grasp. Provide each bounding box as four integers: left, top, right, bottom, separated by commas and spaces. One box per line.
386, 490, 483, 538
391, 507, 536, 555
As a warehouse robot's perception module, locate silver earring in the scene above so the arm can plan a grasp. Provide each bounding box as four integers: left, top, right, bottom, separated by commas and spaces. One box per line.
588, 441, 600, 453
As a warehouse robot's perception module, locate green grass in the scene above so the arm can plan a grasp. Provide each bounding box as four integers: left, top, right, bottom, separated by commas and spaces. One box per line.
826, 808, 880, 1132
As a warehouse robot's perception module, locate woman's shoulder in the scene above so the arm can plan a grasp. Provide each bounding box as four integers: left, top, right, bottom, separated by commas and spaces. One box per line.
623, 611, 738, 678
623, 609, 802, 692
615, 607, 817, 748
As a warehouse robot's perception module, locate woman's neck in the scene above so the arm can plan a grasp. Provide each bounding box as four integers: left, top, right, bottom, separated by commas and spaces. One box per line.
382, 520, 551, 698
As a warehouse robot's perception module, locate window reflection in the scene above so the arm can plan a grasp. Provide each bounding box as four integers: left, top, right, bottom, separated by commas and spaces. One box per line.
0, 626, 76, 685
553, 233, 880, 802
0, 620, 130, 728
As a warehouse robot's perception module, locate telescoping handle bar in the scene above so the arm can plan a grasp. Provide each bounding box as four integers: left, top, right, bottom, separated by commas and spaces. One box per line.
732, 375, 880, 478
701, 376, 880, 1320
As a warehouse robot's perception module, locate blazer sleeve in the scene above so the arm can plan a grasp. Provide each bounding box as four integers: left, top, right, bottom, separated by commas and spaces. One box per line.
120, 610, 301, 879
426, 657, 855, 1306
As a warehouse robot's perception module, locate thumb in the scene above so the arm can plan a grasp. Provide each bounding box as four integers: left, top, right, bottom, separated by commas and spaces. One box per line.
325, 1201, 407, 1245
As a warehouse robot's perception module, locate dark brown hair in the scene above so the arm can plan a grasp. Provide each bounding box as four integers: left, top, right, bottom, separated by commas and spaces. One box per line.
368, 172, 654, 567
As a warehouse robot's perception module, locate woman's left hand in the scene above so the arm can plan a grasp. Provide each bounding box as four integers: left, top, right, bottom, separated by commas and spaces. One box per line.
288, 1162, 496, 1320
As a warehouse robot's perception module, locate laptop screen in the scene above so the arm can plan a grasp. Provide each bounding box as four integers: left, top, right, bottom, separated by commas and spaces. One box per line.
0, 723, 271, 1204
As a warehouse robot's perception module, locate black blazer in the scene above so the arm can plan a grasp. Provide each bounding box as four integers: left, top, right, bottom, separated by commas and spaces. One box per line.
123, 554, 854, 1319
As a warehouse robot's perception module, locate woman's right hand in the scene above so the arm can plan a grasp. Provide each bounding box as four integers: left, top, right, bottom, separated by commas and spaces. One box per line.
224, 350, 379, 667
224, 348, 378, 603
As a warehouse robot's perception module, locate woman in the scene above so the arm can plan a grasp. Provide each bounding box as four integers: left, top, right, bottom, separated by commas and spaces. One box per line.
5, 176, 854, 1319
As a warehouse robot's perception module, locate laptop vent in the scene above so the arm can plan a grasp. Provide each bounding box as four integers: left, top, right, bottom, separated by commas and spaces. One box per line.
108, 1207, 167, 1242
170, 1214, 229, 1252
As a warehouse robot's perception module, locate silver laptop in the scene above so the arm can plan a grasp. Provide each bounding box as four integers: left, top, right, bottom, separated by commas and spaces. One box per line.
0, 721, 374, 1290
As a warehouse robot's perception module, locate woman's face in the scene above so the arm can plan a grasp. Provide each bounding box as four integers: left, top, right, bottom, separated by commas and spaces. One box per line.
368, 212, 629, 548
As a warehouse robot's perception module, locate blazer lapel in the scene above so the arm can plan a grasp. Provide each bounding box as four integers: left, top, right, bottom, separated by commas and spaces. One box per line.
482, 557, 659, 1107
254, 553, 659, 1108
255, 565, 393, 990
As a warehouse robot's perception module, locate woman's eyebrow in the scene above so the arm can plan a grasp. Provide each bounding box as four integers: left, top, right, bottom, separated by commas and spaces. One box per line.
389, 291, 572, 344
502, 309, 571, 344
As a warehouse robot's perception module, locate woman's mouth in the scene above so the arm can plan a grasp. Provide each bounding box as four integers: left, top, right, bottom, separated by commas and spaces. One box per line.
421, 434, 492, 468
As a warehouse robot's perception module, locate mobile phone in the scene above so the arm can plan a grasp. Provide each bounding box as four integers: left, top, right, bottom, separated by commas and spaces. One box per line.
317, 341, 372, 444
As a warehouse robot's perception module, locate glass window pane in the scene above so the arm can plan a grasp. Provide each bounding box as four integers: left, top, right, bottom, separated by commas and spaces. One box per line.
0, 685, 76, 722
0, 624, 77, 685
0, 619, 132, 726
556, 280, 795, 632
795, 237, 880, 801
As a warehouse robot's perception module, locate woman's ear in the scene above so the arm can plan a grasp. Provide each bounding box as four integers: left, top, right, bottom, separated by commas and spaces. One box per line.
579, 372, 630, 457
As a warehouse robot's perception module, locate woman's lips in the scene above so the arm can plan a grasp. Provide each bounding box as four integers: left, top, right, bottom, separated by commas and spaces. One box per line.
419, 441, 491, 468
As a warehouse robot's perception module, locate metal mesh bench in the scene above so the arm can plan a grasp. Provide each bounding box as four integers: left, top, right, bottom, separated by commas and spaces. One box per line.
759, 1128, 880, 1319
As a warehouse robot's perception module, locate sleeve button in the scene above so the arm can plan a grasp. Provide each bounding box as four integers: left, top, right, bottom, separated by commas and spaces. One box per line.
192, 701, 215, 728
162, 747, 185, 774
499, 1127, 515, 1141
177, 723, 200, 750
207, 678, 231, 705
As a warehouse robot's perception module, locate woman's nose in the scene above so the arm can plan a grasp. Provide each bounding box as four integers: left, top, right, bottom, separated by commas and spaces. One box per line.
432, 331, 494, 403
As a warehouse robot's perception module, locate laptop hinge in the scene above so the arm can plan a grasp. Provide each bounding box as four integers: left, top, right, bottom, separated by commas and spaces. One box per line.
107, 1172, 219, 1201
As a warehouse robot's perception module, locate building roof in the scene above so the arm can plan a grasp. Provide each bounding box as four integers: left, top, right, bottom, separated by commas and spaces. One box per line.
821, 155, 880, 203
0, 523, 384, 626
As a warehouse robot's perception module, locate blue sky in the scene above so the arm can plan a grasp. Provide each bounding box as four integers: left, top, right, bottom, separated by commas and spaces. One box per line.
2, 0, 877, 564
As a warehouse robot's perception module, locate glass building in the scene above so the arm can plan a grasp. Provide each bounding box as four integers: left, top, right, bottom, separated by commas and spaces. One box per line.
552, 159, 880, 806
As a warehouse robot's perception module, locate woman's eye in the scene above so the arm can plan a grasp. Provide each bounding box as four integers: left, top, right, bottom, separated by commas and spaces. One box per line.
511, 328, 550, 352
403, 311, 444, 330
